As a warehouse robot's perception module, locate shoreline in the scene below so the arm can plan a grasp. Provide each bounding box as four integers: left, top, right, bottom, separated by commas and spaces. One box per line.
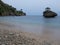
0, 22, 60, 45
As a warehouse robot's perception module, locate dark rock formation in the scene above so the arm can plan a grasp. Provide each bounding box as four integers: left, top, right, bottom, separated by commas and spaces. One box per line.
43, 7, 57, 18
0, 0, 26, 16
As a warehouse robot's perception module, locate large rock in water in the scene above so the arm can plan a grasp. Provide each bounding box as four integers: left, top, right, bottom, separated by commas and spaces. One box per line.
43, 11, 57, 18
43, 7, 57, 18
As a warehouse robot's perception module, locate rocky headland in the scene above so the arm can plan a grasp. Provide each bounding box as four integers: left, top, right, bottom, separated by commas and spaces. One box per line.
0, 0, 26, 16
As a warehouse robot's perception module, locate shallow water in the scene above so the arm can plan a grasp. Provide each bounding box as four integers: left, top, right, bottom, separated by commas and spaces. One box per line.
0, 16, 60, 40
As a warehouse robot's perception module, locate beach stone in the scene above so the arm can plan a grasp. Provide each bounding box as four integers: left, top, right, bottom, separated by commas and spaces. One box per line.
2, 44, 5, 45
41, 40, 51, 45
6, 43, 9, 45
12, 44, 15, 45
0, 42, 1, 44
5, 35, 8, 38
0, 37, 1, 40
16, 34, 19, 37
9, 33, 14, 35
23, 44, 26, 45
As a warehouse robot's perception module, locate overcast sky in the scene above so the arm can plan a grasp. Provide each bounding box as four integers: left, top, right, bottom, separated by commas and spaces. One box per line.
2, 0, 60, 15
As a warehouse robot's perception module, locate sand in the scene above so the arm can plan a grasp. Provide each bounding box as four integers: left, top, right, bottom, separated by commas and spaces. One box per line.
0, 22, 60, 45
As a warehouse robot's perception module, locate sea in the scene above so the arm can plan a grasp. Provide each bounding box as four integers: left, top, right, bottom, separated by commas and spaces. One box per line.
0, 15, 60, 40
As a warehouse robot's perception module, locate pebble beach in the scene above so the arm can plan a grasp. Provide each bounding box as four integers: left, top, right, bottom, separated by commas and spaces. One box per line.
0, 22, 60, 45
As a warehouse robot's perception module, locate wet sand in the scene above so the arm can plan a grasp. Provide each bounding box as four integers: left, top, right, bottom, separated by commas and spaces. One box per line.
0, 22, 60, 45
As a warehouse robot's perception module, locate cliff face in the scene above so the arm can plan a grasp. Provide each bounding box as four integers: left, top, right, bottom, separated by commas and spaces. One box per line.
0, 0, 26, 16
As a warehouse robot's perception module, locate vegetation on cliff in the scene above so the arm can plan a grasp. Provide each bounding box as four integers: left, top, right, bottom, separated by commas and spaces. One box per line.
0, 0, 26, 16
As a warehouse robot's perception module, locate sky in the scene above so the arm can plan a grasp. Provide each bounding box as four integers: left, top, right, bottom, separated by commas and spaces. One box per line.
2, 0, 60, 15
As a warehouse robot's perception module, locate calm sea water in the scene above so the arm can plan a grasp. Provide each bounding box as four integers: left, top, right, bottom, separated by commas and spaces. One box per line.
0, 16, 60, 27
0, 16, 60, 40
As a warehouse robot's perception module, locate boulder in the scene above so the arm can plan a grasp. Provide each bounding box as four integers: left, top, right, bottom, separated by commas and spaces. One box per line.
43, 7, 57, 18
